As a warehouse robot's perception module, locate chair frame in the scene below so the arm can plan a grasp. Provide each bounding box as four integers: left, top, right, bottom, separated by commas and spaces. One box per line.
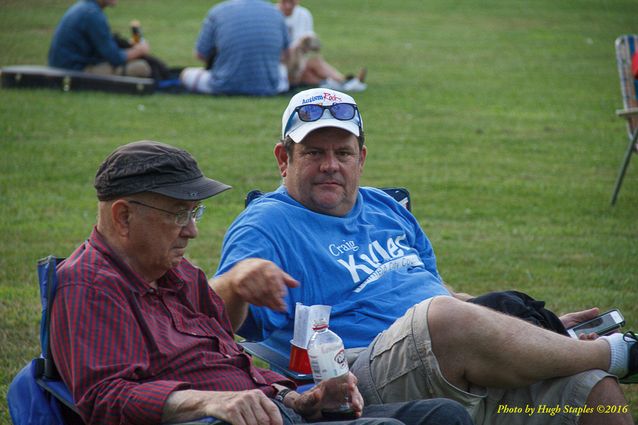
611, 34, 638, 205
34, 256, 83, 421
17, 255, 218, 424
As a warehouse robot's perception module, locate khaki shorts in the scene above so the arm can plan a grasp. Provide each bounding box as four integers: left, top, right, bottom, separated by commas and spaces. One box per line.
84, 60, 151, 78
351, 297, 612, 425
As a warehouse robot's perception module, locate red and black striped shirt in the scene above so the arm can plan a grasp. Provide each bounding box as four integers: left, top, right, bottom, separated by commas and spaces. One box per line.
51, 227, 293, 425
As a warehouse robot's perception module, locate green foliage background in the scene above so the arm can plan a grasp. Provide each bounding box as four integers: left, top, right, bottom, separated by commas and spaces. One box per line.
1, 0, 637, 423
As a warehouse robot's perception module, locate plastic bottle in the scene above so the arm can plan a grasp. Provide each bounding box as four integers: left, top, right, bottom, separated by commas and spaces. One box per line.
306, 319, 355, 420
130, 20, 143, 44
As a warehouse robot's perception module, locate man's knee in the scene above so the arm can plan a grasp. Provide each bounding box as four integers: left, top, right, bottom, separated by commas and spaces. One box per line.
124, 59, 151, 78
426, 296, 470, 339
427, 295, 505, 339
427, 295, 468, 315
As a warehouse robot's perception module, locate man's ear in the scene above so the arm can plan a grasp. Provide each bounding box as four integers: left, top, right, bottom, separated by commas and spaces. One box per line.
111, 199, 132, 237
359, 145, 367, 172
274, 143, 289, 177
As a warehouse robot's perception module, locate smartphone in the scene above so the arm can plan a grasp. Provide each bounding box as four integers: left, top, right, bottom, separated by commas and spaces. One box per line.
566, 309, 625, 339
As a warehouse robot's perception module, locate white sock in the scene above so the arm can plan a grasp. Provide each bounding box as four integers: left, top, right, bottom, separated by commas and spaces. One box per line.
602, 333, 628, 377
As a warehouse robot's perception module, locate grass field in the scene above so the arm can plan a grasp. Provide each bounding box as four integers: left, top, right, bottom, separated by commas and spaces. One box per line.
1, 0, 638, 423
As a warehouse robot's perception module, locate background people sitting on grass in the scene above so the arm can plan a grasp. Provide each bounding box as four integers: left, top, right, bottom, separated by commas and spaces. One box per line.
48, 0, 154, 77
277, 0, 367, 92
180, 0, 290, 96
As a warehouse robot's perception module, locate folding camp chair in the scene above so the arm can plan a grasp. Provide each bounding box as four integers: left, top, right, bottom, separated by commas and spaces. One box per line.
7, 256, 81, 425
610, 34, 638, 205
7, 255, 219, 425
239, 187, 412, 385
244, 187, 411, 211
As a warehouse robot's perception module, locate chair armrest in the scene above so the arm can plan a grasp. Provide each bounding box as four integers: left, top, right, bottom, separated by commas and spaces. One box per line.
616, 107, 638, 117
240, 341, 313, 382
36, 377, 221, 424
36, 377, 79, 413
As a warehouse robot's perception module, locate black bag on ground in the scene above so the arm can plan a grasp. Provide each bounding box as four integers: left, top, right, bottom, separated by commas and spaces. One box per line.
140, 55, 171, 80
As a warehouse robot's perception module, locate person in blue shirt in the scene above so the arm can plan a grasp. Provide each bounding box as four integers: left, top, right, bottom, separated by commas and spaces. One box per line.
213, 87, 638, 425
180, 0, 290, 96
48, 0, 151, 77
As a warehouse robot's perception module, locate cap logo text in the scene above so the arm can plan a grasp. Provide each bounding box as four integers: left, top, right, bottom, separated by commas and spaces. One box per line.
322, 92, 342, 102
301, 92, 343, 105
302, 95, 324, 104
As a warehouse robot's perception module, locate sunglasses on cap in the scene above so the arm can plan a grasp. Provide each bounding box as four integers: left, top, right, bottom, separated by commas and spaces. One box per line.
284, 103, 360, 136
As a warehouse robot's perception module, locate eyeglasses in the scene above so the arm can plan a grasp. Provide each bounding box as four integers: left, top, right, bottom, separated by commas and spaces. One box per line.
284, 103, 360, 135
128, 200, 205, 227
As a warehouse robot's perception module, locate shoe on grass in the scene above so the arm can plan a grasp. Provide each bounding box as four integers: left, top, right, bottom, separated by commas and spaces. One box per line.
342, 78, 367, 92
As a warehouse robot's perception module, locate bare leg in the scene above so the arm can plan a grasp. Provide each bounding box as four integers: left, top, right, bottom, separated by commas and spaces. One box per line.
578, 377, 632, 425
300, 56, 345, 84
427, 297, 611, 390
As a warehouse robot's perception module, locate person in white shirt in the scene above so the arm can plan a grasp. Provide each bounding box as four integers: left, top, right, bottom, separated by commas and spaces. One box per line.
277, 0, 367, 92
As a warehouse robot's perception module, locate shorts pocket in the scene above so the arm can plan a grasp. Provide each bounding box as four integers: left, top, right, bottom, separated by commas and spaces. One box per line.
370, 307, 422, 387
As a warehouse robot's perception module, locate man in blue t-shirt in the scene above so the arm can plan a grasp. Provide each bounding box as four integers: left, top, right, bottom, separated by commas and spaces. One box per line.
180, 0, 290, 96
48, 0, 151, 77
213, 88, 637, 425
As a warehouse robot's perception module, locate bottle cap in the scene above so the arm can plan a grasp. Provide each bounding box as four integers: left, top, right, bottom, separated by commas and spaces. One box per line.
312, 319, 328, 331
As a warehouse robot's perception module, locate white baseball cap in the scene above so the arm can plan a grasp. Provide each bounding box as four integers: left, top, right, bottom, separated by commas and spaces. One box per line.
281, 88, 363, 143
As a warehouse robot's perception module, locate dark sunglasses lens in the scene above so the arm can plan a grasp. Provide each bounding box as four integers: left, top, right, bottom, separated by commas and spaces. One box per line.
297, 105, 324, 122
329, 103, 356, 120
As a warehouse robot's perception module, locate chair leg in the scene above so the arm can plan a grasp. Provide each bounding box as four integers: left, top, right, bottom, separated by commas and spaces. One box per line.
611, 128, 638, 205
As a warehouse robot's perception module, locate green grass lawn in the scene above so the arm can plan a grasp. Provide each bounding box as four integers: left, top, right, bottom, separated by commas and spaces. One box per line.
1, 0, 638, 423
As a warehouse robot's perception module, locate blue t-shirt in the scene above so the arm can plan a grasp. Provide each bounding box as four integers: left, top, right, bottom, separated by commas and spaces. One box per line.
195, 0, 289, 96
48, 0, 127, 70
216, 187, 451, 353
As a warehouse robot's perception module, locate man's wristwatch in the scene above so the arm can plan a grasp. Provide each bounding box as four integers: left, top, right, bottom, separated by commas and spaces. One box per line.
274, 387, 293, 404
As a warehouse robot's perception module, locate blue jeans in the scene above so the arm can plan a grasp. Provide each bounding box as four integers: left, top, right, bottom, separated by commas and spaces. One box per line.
275, 399, 473, 425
